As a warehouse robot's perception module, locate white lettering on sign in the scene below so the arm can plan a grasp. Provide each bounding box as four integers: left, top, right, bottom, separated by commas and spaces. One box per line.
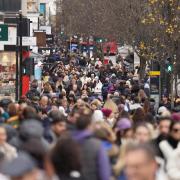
22, 37, 37, 46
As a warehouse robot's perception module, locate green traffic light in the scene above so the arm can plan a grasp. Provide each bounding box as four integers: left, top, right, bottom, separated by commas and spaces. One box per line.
167, 65, 172, 72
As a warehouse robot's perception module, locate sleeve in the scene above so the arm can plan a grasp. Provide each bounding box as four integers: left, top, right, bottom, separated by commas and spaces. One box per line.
97, 144, 111, 180
166, 149, 180, 180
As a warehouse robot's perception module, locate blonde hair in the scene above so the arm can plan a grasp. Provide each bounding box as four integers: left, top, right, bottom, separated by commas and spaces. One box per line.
103, 99, 118, 114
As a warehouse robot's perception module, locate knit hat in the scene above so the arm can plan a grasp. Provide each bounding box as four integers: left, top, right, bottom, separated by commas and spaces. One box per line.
92, 110, 104, 123
116, 118, 132, 131
171, 113, 180, 121
158, 106, 171, 118
102, 108, 112, 118
158, 106, 168, 114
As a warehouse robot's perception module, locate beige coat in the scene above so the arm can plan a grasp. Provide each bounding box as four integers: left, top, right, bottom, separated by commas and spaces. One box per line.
0, 143, 17, 161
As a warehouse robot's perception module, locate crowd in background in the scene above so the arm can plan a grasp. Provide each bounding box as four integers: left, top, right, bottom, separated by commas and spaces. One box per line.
0, 50, 179, 180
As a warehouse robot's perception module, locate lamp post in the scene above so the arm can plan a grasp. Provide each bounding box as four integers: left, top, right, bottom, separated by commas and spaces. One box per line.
19, 10, 23, 98
15, 13, 19, 101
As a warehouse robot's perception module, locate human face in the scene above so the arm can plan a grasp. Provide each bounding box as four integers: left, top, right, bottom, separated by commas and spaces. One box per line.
159, 120, 170, 135
170, 123, 180, 141
52, 122, 66, 136
124, 129, 133, 140
125, 150, 157, 180
0, 127, 7, 145
135, 126, 151, 143
40, 97, 48, 107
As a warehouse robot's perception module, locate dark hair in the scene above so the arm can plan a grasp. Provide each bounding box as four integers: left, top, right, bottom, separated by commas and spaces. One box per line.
134, 97, 140, 104
21, 106, 38, 121
119, 110, 130, 119
49, 110, 66, 124
31, 79, 38, 89
169, 120, 180, 132
51, 134, 81, 176
158, 117, 171, 124
132, 108, 145, 126
76, 111, 93, 130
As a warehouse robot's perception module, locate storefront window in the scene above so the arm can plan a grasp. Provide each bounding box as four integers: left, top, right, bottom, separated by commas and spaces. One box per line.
0, 52, 16, 99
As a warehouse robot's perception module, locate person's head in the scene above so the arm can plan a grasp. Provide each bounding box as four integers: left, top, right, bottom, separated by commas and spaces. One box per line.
40, 96, 49, 107
8, 103, 19, 117
31, 79, 38, 89
158, 117, 171, 136
134, 123, 151, 143
94, 122, 116, 142
68, 105, 80, 124
169, 121, 180, 141
90, 99, 102, 110
132, 108, 145, 125
21, 106, 38, 121
0, 126, 7, 145
115, 118, 133, 143
138, 89, 147, 100
43, 83, 52, 93
50, 134, 81, 177
76, 107, 93, 130
119, 110, 130, 119
143, 99, 151, 114
2, 153, 39, 180
49, 110, 66, 136
134, 97, 140, 104
162, 95, 168, 103
72, 84, 78, 91
124, 143, 157, 180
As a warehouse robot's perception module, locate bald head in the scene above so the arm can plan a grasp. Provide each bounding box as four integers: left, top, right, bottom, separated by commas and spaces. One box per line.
40, 96, 49, 107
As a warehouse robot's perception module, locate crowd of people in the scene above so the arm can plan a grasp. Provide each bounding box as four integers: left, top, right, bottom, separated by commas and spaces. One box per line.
0, 50, 179, 180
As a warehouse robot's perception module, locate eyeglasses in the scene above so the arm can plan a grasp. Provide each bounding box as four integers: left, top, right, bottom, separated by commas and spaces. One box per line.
172, 128, 180, 133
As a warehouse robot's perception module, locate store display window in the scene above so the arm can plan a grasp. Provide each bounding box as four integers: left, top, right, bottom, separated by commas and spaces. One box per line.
0, 52, 16, 99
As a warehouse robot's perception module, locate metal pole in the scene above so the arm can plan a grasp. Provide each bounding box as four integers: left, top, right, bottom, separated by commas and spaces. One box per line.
15, 15, 19, 101
19, 10, 23, 97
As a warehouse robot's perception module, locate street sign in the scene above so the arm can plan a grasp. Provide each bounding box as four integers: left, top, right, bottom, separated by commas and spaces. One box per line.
22, 37, 37, 46
149, 71, 160, 76
2, 27, 17, 45
0, 24, 8, 41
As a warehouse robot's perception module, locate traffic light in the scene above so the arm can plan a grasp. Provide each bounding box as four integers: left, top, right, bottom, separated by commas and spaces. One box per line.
22, 57, 34, 75
166, 58, 172, 73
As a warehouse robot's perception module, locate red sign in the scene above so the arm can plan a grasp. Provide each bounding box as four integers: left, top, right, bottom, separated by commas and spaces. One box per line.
103, 42, 117, 55
22, 75, 30, 96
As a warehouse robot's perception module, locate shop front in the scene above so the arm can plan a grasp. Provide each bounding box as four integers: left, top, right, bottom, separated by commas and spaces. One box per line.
0, 52, 16, 100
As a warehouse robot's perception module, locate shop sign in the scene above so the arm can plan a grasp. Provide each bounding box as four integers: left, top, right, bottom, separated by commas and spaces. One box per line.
34, 31, 46, 47
1, 27, 17, 45
149, 71, 160, 76
22, 37, 37, 46
0, 24, 8, 41
40, 26, 52, 35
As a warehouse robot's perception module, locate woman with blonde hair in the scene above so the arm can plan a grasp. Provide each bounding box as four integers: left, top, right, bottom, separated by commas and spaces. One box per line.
103, 99, 119, 127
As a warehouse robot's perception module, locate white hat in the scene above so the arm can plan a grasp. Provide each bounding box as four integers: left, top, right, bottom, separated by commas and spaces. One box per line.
92, 110, 104, 123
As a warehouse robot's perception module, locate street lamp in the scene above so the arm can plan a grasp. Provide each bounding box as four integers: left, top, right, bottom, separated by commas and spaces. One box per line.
19, 10, 23, 98
15, 10, 23, 101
